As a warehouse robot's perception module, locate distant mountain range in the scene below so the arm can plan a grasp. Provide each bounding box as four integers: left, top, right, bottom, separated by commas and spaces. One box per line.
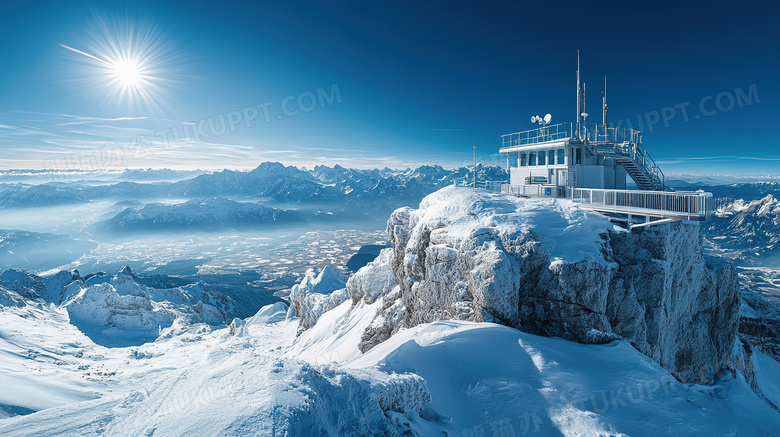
94, 197, 304, 232
2, 163, 779, 267
0, 162, 508, 232
0, 162, 507, 207
704, 194, 780, 266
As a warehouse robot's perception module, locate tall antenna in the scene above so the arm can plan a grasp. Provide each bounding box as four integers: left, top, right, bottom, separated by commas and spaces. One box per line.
576, 50, 581, 139
583, 83, 586, 118
602, 76, 608, 126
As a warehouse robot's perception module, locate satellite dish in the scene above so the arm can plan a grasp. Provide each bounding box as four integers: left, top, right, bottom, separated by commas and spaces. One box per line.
530, 115, 538, 123
543, 114, 552, 125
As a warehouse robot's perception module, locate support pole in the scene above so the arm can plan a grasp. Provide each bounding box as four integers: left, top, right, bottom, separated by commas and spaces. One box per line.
473, 144, 477, 188
603, 76, 608, 127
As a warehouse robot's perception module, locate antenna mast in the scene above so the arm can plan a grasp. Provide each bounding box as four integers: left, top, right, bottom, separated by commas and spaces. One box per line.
602, 76, 608, 126
583, 83, 586, 119
576, 50, 581, 139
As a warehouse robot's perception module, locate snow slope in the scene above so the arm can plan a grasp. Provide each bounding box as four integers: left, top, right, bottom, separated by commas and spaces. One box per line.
3, 290, 779, 436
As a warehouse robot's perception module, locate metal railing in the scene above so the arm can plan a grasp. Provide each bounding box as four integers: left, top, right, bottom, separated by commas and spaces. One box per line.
502, 184, 566, 198
453, 178, 508, 193
572, 188, 713, 220
480, 180, 507, 192
501, 123, 574, 148
501, 122, 639, 149
453, 177, 470, 187
580, 123, 640, 146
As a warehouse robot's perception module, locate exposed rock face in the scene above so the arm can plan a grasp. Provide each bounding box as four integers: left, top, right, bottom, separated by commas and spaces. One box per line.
738, 291, 780, 362
606, 222, 739, 383
354, 186, 739, 384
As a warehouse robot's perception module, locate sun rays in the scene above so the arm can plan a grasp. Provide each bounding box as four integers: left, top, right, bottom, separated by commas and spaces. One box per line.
60, 15, 180, 115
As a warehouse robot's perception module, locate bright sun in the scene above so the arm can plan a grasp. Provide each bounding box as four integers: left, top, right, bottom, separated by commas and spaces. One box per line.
60, 16, 174, 114
111, 59, 143, 88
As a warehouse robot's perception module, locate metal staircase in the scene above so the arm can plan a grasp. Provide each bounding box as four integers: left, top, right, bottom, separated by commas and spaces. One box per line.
583, 124, 665, 191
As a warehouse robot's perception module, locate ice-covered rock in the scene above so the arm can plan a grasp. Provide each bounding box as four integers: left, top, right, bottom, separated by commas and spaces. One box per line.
352, 186, 738, 384
229, 317, 248, 337
347, 248, 395, 304
275, 361, 436, 436
289, 266, 349, 334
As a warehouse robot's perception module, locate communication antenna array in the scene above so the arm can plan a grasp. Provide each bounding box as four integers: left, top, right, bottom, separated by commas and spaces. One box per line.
530, 114, 552, 126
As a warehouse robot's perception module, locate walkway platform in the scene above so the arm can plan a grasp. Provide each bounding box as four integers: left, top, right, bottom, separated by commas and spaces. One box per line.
571, 187, 713, 221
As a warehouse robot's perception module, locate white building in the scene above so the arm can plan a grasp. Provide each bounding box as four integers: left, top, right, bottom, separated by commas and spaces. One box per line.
496, 54, 710, 222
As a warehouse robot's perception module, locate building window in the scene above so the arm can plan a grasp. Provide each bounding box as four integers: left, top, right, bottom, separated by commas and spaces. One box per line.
538, 151, 546, 166
575, 148, 582, 165
557, 148, 565, 165
548, 150, 555, 166
529, 152, 537, 166
520, 153, 527, 167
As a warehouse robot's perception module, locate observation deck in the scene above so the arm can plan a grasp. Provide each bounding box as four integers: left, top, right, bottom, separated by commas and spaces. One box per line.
499, 122, 664, 191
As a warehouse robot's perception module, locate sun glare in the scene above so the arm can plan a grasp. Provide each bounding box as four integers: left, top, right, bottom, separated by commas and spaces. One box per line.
112, 59, 143, 88
60, 15, 178, 115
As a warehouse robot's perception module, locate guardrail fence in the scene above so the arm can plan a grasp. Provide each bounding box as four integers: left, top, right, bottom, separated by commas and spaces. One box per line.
571, 188, 712, 221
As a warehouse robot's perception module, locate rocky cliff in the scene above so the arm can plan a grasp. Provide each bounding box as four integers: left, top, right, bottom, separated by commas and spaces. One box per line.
344, 186, 739, 384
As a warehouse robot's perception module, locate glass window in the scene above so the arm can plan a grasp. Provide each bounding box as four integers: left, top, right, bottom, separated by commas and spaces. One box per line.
529, 152, 537, 166
557, 149, 565, 165
520, 153, 527, 167
538, 151, 546, 166
548, 150, 555, 165
575, 148, 582, 165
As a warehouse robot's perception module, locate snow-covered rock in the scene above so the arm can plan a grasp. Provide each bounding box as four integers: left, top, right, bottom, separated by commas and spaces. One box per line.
0, 266, 238, 347
353, 186, 738, 384
292, 300, 780, 435
229, 317, 248, 336
0, 268, 44, 301
273, 362, 436, 436
65, 282, 168, 345
247, 302, 288, 325
347, 248, 395, 304
289, 266, 350, 333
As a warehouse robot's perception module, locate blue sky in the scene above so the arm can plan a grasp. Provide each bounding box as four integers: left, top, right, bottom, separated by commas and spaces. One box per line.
0, 0, 778, 175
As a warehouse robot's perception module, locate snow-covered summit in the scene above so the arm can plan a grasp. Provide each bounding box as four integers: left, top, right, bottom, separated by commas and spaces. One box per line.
318, 186, 739, 384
